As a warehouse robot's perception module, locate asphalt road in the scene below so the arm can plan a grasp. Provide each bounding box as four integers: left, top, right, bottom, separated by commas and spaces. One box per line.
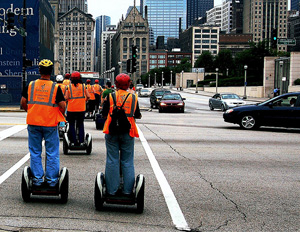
0, 92, 299, 232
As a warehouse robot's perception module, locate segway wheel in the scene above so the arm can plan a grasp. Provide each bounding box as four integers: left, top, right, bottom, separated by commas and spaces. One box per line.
59, 167, 69, 204
86, 133, 92, 155
94, 172, 105, 210
21, 166, 31, 202
63, 135, 69, 155
135, 174, 145, 214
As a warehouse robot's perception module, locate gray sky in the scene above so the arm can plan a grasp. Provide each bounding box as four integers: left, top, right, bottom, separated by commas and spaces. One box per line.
87, 0, 135, 25
87, 0, 223, 25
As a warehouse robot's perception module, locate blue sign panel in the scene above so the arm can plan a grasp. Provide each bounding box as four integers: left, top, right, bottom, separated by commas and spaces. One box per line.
0, 0, 40, 76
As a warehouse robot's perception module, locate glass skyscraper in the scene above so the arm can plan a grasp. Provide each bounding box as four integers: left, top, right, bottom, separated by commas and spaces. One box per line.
144, 0, 186, 45
187, 0, 214, 27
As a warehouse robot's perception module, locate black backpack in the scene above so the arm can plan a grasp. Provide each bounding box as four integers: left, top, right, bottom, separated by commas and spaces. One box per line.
109, 92, 131, 135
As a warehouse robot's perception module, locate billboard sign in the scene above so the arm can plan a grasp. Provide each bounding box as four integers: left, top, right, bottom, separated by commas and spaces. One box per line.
0, 0, 40, 77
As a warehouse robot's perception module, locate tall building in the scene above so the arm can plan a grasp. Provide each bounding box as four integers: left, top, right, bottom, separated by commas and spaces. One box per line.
291, 0, 300, 11
144, 0, 186, 45
95, 15, 111, 71
231, 0, 244, 34
59, 0, 87, 13
180, 25, 220, 66
243, 0, 288, 52
100, 25, 117, 74
207, 0, 232, 34
187, 0, 214, 27
112, 7, 149, 78
58, 7, 95, 74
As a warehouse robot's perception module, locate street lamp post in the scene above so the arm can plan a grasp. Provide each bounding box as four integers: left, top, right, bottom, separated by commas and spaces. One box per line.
196, 69, 199, 93
154, 73, 157, 87
244, 65, 248, 99
181, 70, 184, 91
170, 70, 173, 89
111, 67, 115, 85
148, 74, 150, 88
161, 71, 164, 87
226, 68, 229, 77
215, 68, 219, 93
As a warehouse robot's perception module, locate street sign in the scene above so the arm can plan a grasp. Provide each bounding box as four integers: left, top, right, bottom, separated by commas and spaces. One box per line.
277, 38, 296, 46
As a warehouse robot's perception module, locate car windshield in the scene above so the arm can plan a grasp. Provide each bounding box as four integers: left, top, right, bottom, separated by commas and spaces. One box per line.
221, 94, 240, 99
141, 89, 149, 92
155, 91, 170, 96
162, 94, 181, 100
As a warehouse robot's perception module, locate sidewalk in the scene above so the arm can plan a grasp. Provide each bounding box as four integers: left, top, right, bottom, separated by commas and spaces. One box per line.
174, 87, 269, 103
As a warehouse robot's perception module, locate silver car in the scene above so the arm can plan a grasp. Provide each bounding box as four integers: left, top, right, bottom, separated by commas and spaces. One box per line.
209, 93, 246, 111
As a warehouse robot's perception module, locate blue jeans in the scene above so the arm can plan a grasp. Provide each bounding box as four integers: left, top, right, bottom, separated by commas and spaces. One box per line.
67, 111, 85, 144
27, 125, 60, 186
105, 133, 135, 195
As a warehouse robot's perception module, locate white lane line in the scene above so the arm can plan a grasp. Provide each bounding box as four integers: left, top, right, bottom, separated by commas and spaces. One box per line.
137, 125, 190, 231
0, 153, 30, 185
0, 125, 27, 141
0, 125, 29, 185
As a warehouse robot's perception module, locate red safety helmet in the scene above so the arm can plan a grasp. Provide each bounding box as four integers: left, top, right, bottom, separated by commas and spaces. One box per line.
115, 73, 130, 90
64, 73, 71, 79
86, 79, 91, 84
95, 79, 99, 83
71, 71, 81, 80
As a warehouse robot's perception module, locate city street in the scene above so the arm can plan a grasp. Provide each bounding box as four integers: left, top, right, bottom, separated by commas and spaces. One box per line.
0, 92, 299, 231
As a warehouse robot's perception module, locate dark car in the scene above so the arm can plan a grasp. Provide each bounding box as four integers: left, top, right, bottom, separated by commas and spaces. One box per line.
150, 88, 171, 108
158, 93, 185, 113
223, 92, 300, 130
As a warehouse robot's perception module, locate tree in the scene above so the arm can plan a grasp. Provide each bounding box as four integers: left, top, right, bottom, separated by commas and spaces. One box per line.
194, 51, 214, 72
214, 49, 234, 76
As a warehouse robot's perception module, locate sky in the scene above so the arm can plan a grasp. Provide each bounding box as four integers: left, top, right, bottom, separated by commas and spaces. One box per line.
87, 0, 222, 25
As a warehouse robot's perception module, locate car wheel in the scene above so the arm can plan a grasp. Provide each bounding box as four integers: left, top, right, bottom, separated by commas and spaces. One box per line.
209, 103, 214, 111
221, 104, 226, 112
159, 108, 162, 113
239, 115, 259, 129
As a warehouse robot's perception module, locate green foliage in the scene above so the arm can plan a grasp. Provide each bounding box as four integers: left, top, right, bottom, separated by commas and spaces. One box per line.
194, 51, 214, 72
294, 78, 300, 85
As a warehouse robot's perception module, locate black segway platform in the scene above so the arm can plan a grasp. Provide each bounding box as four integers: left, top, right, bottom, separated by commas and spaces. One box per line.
94, 172, 145, 213
21, 166, 69, 203
63, 132, 92, 155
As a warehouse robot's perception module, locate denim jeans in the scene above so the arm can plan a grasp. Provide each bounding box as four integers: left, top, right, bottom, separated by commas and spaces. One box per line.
105, 133, 135, 195
67, 111, 85, 144
27, 125, 60, 186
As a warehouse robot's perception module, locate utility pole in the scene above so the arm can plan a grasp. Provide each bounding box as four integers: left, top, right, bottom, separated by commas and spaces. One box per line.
132, 0, 137, 87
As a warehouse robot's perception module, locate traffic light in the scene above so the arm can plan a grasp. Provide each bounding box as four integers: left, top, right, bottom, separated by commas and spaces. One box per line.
271, 28, 277, 49
132, 45, 137, 73
6, 12, 15, 30
126, 59, 132, 73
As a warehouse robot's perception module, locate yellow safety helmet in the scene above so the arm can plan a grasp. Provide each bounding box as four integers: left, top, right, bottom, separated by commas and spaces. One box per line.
39, 59, 53, 67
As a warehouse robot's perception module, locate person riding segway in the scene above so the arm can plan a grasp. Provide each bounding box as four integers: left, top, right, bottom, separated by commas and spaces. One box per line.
56, 75, 67, 138
94, 73, 145, 213
63, 71, 92, 155
20, 59, 69, 203
86, 79, 96, 119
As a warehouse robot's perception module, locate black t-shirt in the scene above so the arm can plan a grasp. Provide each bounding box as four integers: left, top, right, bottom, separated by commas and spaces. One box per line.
22, 81, 65, 104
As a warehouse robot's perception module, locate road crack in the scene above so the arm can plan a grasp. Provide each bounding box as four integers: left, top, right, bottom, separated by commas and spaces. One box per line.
143, 124, 191, 160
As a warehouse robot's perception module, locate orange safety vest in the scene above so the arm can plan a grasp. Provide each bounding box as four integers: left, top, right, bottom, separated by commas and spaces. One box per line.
86, 84, 95, 100
27, 79, 65, 127
57, 83, 66, 95
93, 84, 102, 95
103, 90, 139, 138
62, 79, 71, 86
67, 83, 86, 112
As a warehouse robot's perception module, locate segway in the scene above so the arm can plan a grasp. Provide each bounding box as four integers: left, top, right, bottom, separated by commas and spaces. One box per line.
94, 172, 145, 214
21, 166, 69, 203
63, 131, 92, 155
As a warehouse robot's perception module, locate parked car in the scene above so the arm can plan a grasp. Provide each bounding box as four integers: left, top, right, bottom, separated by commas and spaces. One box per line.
139, 88, 151, 97
209, 93, 246, 111
158, 93, 185, 113
150, 88, 171, 108
223, 92, 300, 130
